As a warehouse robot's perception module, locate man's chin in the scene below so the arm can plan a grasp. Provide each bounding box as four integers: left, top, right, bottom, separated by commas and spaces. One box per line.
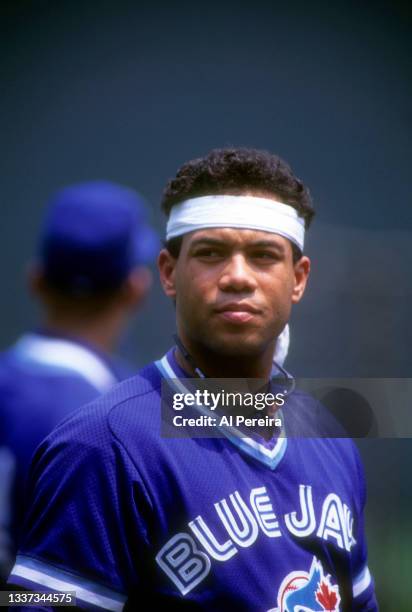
204, 336, 268, 359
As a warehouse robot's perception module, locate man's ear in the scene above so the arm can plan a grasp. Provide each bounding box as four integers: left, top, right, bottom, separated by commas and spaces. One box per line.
291, 255, 310, 304
123, 266, 152, 309
158, 248, 177, 298
26, 261, 47, 299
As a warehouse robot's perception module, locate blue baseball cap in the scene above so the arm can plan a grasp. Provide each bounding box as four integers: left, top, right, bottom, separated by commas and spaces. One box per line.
39, 181, 160, 293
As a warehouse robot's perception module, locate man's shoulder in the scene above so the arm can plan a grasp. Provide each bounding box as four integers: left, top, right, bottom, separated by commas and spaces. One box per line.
286, 388, 351, 438
0, 335, 103, 390
285, 389, 362, 473
0, 343, 22, 380
105, 361, 163, 437
44, 360, 163, 448
0, 339, 105, 429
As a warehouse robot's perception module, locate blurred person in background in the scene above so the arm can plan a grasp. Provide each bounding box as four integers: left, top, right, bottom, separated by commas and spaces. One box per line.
0, 181, 159, 581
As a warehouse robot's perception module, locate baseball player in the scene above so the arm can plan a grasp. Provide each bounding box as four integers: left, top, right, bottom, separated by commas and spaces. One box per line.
8, 149, 377, 610
0, 181, 159, 581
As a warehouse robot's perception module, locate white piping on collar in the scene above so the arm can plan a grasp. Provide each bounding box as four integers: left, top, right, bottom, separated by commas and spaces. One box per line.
156, 353, 287, 470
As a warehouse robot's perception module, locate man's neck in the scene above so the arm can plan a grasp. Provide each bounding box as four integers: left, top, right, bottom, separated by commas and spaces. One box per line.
174, 341, 275, 380
173, 342, 283, 442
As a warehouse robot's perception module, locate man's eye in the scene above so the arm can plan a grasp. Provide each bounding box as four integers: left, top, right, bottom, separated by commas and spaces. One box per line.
195, 249, 223, 258
251, 251, 278, 261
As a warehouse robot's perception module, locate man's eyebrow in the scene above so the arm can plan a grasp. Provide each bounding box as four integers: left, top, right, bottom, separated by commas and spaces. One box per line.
247, 240, 285, 251
189, 237, 285, 251
189, 237, 228, 248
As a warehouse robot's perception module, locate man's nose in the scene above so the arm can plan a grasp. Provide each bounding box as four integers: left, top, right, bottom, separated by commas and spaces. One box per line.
218, 254, 258, 292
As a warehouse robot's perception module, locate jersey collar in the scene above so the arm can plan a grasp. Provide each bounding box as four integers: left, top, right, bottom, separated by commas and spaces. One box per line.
155, 348, 288, 471
11, 332, 118, 393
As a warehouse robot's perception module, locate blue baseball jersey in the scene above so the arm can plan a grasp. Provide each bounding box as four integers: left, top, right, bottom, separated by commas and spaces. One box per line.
0, 331, 133, 574
9, 348, 377, 611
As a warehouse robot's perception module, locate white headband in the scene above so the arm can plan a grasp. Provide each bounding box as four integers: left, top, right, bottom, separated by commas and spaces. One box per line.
166, 195, 305, 250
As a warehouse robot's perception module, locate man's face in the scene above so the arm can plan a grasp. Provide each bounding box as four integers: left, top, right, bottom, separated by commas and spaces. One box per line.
159, 224, 310, 359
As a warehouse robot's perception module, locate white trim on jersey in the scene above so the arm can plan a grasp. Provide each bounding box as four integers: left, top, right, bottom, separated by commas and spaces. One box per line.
156, 353, 288, 471
12, 333, 117, 393
353, 565, 372, 598
10, 556, 126, 611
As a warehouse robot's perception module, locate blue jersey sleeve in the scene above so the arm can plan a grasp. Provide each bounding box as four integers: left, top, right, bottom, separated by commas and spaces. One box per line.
350, 442, 379, 611
7, 402, 153, 611
0, 446, 15, 581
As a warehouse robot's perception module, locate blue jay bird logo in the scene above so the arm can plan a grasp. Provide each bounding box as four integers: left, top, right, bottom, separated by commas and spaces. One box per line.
268, 556, 341, 612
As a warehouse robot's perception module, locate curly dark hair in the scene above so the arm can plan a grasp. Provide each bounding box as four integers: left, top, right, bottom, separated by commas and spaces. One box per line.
161, 147, 315, 261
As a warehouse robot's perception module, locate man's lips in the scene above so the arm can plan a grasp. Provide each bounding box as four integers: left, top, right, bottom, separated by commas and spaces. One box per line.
214, 302, 262, 324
